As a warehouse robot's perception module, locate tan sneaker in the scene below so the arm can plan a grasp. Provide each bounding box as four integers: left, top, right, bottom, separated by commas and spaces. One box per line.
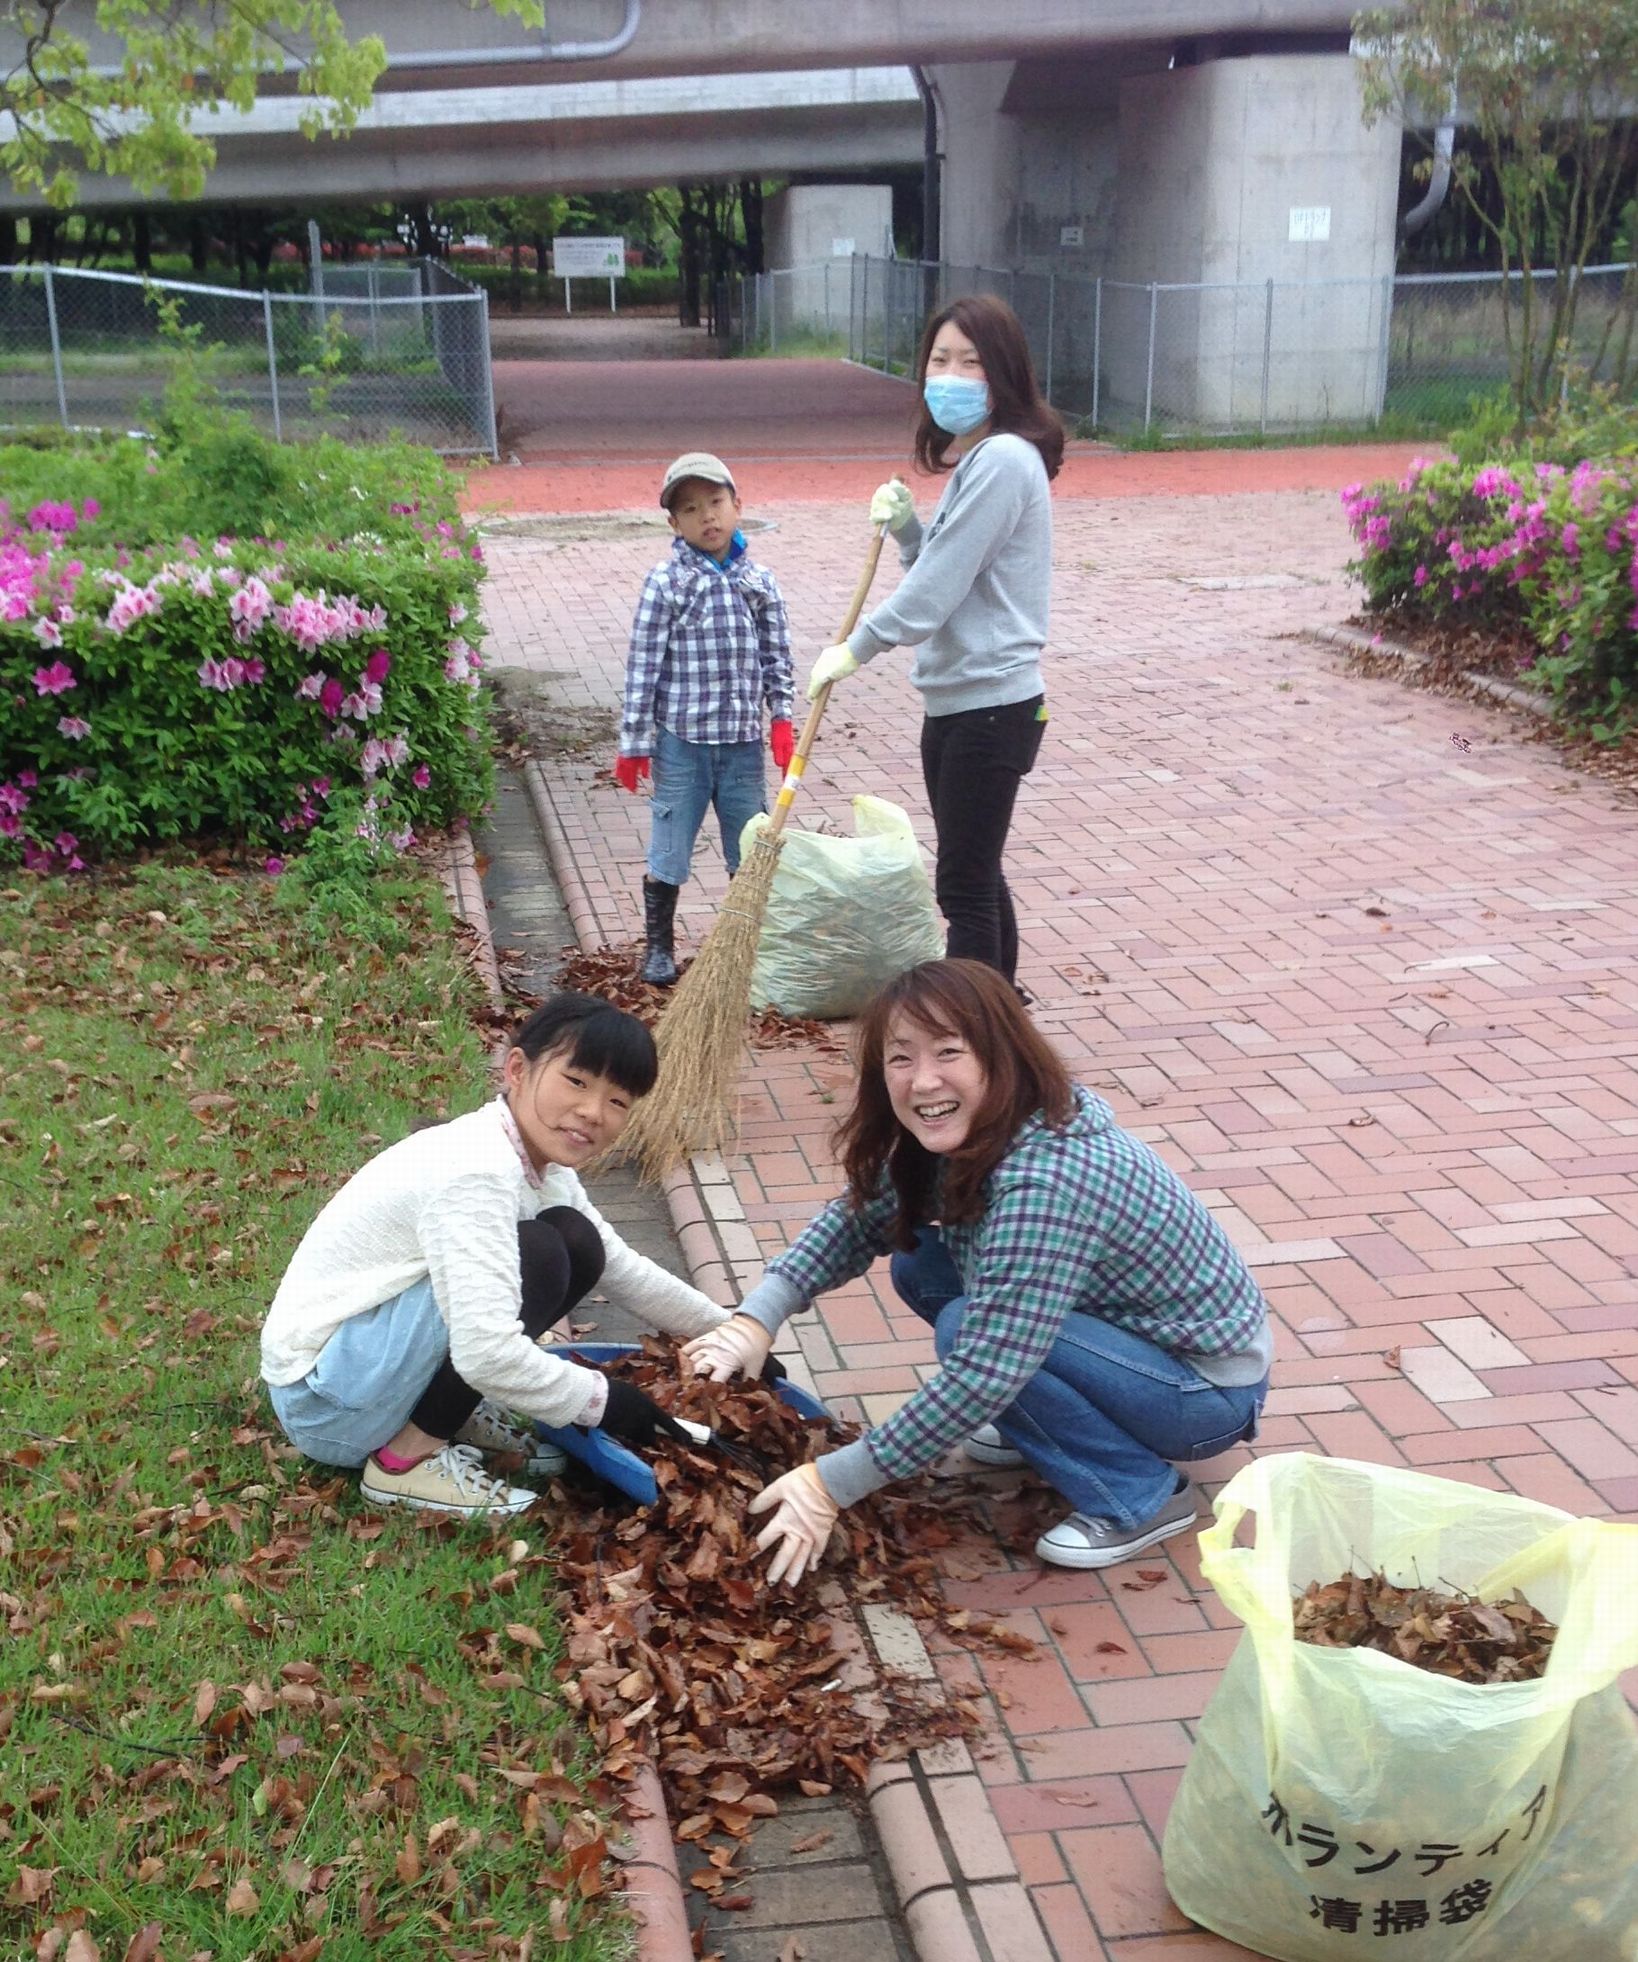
454, 1399, 568, 1476
360, 1443, 536, 1519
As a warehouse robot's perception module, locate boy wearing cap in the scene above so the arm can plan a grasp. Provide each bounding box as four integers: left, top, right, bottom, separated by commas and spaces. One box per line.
615, 453, 795, 986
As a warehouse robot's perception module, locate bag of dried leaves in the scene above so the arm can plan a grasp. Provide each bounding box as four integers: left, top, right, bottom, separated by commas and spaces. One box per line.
1162, 1452, 1638, 1960
685, 958, 1272, 1579
261, 993, 728, 1518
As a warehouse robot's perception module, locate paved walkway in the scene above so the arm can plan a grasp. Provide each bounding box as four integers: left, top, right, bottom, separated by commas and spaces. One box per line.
467, 374, 1638, 1960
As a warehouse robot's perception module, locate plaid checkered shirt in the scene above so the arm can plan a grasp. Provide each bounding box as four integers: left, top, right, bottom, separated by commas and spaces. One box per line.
618, 536, 794, 757
752, 1087, 1269, 1498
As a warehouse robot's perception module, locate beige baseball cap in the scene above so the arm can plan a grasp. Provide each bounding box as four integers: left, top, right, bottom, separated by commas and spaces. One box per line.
659, 451, 737, 508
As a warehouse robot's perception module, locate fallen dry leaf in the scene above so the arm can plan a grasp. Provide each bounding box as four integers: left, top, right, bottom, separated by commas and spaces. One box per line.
225, 1875, 259, 1916
1294, 1571, 1557, 1683
787, 1828, 833, 1854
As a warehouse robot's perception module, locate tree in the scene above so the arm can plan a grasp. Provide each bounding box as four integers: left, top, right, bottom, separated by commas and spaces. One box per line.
1, 0, 541, 207
1356, 0, 1638, 421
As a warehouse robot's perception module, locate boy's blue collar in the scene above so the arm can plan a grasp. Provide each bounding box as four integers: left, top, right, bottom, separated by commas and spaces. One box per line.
674, 529, 747, 569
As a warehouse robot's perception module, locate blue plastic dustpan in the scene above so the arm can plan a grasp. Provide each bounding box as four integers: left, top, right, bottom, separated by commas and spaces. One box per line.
535, 1341, 829, 1505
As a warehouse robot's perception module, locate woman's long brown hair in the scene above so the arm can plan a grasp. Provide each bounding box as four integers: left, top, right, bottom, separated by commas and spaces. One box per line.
911, 292, 1065, 480
837, 959, 1075, 1249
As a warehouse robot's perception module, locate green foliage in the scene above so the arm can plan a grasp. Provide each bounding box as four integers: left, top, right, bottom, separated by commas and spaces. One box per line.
2, 1, 543, 206
1356, 0, 1638, 424
1342, 446, 1638, 736
1447, 383, 1638, 468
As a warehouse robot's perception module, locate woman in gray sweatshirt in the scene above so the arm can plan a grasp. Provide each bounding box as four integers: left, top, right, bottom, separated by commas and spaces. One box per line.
807, 293, 1063, 987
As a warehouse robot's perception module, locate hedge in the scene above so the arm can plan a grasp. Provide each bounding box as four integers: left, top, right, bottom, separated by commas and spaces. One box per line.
1, 440, 494, 871
1343, 454, 1638, 736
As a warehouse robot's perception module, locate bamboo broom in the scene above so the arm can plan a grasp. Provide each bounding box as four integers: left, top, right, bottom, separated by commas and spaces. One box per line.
618, 513, 893, 1183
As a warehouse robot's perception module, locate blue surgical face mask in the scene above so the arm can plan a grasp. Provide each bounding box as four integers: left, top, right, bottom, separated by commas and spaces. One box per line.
923, 375, 990, 436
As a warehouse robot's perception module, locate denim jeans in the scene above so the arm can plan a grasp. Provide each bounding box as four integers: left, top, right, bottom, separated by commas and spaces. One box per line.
267, 1213, 604, 1467
891, 1228, 1267, 1528
647, 726, 767, 886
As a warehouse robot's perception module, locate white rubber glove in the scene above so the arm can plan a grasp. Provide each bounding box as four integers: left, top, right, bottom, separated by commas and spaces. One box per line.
869, 481, 915, 532
806, 643, 859, 703
681, 1314, 774, 1384
749, 1461, 840, 1586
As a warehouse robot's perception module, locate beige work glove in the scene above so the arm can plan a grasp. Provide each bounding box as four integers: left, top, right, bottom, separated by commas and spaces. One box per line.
749, 1461, 840, 1585
806, 642, 860, 702
681, 1313, 774, 1384
869, 480, 916, 532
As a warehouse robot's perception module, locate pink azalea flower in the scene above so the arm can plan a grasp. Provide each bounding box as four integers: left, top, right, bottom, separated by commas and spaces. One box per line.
412, 763, 431, 789
33, 661, 76, 696
57, 715, 91, 741
364, 648, 391, 685
319, 678, 345, 719
264, 856, 285, 876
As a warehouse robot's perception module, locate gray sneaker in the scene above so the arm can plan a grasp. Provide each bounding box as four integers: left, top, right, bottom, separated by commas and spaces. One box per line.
454, 1399, 567, 1476
1035, 1481, 1198, 1571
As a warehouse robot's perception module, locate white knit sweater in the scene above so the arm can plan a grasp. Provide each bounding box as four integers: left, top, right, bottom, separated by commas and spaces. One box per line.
260, 1101, 727, 1427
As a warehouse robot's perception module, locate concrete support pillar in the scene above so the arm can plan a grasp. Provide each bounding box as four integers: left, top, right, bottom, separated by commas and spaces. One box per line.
1105, 52, 1400, 427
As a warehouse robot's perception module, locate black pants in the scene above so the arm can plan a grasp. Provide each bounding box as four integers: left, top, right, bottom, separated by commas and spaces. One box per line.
408, 1207, 606, 1441
920, 694, 1046, 982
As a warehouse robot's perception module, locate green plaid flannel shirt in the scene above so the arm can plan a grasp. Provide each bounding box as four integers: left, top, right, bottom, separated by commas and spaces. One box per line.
761, 1087, 1268, 1491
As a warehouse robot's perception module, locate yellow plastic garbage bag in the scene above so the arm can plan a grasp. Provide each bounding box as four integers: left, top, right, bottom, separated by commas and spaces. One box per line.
1161, 1452, 1638, 1962
744, 794, 944, 1021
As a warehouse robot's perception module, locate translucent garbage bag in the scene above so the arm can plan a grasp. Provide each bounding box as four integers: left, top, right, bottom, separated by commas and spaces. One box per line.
745, 794, 944, 1021
1161, 1452, 1638, 1961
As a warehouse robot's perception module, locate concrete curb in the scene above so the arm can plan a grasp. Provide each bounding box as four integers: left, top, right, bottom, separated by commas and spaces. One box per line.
517, 761, 1060, 1962
1302, 620, 1552, 719
438, 827, 696, 1962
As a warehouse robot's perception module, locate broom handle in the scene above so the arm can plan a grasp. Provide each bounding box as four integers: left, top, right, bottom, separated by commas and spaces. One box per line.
765, 497, 896, 847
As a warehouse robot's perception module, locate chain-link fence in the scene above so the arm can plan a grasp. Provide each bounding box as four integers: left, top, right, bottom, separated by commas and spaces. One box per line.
739, 255, 1638, 436
0, 259, 496, 455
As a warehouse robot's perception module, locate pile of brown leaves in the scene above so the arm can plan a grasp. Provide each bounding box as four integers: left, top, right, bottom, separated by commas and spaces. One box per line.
552, 944, 846, 1054
1293, 1571, 1558, 1683
546, 1343, 1010, 1873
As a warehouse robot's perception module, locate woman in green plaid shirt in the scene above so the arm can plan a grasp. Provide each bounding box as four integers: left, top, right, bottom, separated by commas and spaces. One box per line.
686, 959, 1272, 1579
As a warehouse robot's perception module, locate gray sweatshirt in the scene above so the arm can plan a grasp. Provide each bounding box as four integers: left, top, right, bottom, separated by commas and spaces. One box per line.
846, 432, 1052, 717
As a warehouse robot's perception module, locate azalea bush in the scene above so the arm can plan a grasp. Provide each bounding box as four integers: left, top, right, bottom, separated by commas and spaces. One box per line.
1, 493, 494, 870
1343, 452, 1638, 738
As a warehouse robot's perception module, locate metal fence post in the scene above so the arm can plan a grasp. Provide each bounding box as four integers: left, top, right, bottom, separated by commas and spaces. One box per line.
43, 265, 69, 428
476, 287, 498, 459
1044, 272, 1056, 404
1091, 277, 1102, 428
862, 254, 872, 370
1260, 277, 1274, 434
770, 272, 778, 355
264, 291, 282, 441
1144, 282, 1158, 433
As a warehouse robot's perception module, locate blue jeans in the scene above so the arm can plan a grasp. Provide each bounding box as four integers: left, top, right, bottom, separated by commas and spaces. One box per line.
647, 727, 767, 885
891, 1229, 1268, 1528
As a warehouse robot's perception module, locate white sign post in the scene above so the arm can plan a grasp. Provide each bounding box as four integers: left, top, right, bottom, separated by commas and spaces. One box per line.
552, 235, 626, 314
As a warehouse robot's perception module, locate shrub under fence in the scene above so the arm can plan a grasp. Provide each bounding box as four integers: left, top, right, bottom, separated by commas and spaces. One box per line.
1, 432, 494, 872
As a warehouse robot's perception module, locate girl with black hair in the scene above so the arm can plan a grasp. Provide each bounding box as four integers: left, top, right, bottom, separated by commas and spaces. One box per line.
805, 294, 1064, 988
261, 993, 728, 1518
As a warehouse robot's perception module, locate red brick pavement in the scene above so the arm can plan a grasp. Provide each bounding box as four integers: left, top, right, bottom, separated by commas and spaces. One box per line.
470, 370, 1638, 1959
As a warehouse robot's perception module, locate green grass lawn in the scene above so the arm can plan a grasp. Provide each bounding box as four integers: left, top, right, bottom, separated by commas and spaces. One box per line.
0, 861, 627, 1961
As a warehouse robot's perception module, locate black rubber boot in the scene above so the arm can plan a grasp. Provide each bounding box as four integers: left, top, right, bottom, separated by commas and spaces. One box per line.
640, 877, 680, 987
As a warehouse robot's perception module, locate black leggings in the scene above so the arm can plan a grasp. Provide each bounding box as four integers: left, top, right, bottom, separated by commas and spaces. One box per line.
407, 1206, 606, 1441
920, 694, 1046, 982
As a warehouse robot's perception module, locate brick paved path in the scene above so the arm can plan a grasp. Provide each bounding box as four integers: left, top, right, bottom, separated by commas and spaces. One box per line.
469, 372, 1638, 1960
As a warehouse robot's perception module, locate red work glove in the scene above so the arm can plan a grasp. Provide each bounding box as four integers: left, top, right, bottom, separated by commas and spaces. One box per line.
769, 720, 794, 772
613, 754, 650, 793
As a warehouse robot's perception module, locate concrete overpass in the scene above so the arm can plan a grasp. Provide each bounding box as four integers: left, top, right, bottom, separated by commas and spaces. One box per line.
0, 67, 924, 207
